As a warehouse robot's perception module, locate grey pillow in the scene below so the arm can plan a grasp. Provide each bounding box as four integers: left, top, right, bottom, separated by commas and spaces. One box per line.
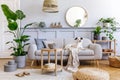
34, 39, 46, 50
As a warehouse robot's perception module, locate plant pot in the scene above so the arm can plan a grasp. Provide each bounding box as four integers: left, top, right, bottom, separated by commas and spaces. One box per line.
94, 34, 100, 40
14, 56, 26, 68
48, 43, 56, 49
39, 22, 46, 28
102, 36, 108, 40
103, 23, 110, 27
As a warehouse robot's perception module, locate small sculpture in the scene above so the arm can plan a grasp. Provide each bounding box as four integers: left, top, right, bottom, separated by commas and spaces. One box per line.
50, 22, 62, 28
57, 22, 62, 28
50, 23, 54, 28
54, 22, 57, 28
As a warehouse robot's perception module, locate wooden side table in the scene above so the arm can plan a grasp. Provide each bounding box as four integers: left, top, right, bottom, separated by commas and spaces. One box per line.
92, 39, 116, 55
41, 48, 63, 76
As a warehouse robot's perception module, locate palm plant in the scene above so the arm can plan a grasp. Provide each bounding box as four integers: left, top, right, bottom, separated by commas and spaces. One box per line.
1, 4, 34, 56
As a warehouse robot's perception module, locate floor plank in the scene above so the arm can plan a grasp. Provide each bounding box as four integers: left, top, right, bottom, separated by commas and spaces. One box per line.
0, 59, 120, 80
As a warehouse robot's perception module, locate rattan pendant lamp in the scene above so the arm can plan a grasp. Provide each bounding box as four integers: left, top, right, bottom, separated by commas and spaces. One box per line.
42, 0, 58, 13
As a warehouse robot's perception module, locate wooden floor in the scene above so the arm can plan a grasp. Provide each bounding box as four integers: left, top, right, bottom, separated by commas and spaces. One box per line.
0, 59, 120, 80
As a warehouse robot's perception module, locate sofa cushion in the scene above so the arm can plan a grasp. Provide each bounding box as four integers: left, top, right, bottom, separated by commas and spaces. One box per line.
34, 39, 46, 50
35, 50, 65, 56
78, 49, 94, 56
64, 49, 94, 56
82, 38, 92, 48
35, 55, 68, 60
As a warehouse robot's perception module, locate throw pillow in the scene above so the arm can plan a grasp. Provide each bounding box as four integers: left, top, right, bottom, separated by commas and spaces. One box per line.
34, 39, 46, 50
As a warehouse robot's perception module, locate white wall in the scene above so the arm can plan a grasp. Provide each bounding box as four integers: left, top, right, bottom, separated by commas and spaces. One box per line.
0, 0, 20, 58
20, 0, 120, 55
20, 0, 120, 28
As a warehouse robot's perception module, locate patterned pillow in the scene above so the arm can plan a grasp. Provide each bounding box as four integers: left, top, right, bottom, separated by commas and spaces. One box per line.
34, 39, 46, 50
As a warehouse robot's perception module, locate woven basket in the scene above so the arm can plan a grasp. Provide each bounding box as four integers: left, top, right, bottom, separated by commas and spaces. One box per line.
109, 56, 120, 68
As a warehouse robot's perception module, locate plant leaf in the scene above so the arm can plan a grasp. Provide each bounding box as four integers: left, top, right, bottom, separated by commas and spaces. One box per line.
21, 23, 34, 35
23, 43, 30, 48
5, 31, 16, 37
5, 41, 14, 44
6, 41, 11, 44
23, 39, 30, 42
8, 21, 18, 30
13, 39, 20, 43
8, 47, 14, 50
20, 35, 30, 42
21, 35, 30, 39
24, 23, 34, 29
1, 4, 17, 21
16, 10, 26, 20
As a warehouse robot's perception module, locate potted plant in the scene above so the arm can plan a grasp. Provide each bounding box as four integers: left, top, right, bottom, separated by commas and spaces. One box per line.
74, 19, 81, 27
97, 17, 119, 40
93, 26, 102, 40
97, 17, 118, 27
1, 4, 34, 68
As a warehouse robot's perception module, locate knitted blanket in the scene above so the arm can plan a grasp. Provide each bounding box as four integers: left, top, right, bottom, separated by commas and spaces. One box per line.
65, 47, 80, 72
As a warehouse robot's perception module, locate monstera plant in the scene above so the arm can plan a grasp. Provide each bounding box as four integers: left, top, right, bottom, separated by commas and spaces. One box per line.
1, 4, 34, 68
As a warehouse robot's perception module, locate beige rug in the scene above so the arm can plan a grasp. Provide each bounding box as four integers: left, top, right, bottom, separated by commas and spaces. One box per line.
0, 69, 73, 80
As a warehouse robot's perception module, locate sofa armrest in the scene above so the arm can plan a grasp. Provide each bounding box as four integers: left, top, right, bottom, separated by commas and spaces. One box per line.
89, 44, 102, 59
27, 44, 37, 60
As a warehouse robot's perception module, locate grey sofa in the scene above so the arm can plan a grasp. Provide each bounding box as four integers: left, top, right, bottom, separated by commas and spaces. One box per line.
27, 38, 102, 66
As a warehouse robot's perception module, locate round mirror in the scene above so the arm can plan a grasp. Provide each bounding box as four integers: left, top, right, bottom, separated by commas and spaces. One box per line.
66, 6, 88, 27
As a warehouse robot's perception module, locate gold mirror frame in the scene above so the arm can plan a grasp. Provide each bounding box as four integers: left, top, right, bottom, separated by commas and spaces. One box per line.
65, 6, 88, 27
